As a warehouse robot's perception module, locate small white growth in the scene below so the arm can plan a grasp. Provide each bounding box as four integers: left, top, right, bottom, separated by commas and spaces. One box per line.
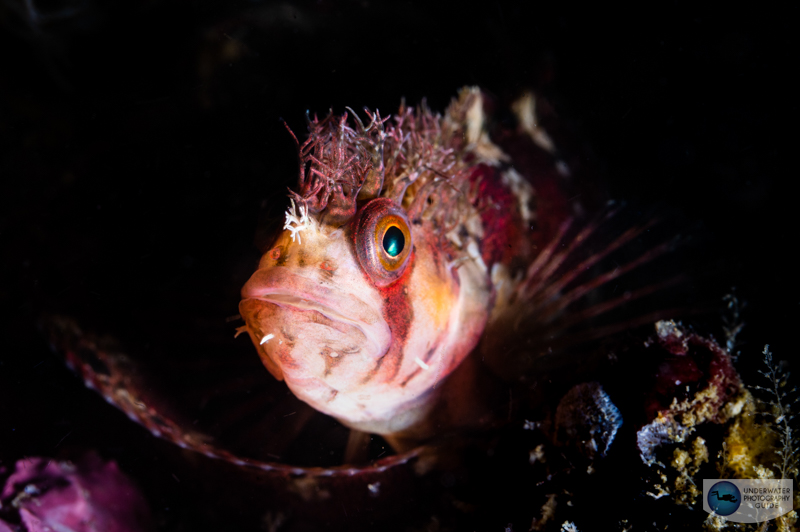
512, 92, 556, 154
466, 240, 488, 274
461, 87, 510, 164
646, 489, 669, 499
561, 522, 579, 532
260, 333, 275, 345
491, 263, 519, 312
656, 319, 683, 339
529, 444, 546, 465
445, 227, 463, 248
464, 209, 484, 238
531, 493, 558, 531
328, 351, 339, 358
414, 357, 430, 370
464, 88, 484, 145
367, 482, 380, 495
500, 167, 534, 223
284, 198, 312, 244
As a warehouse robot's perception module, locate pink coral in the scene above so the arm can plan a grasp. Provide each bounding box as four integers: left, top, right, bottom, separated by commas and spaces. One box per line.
0, 454, 152, 532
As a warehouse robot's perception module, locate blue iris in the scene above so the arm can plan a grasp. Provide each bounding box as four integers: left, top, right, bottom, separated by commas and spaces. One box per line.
382, 226, 405, 257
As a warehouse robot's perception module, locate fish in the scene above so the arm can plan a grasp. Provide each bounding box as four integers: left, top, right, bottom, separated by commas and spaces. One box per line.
47, 87, 672, 473
237, 87, 665, 452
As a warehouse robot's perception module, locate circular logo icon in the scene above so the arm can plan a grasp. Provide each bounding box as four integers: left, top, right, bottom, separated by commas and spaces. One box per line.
708, 481, 741, 516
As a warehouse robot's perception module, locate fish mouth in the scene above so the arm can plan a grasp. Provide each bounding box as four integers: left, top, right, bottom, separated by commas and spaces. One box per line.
240, 267, 383, 329
239, 268, 391, 382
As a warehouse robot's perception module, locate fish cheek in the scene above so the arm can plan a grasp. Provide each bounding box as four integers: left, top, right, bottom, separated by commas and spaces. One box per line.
268, 308, 373, 391
296, 247, 307, 267
318, 259, 337, 280
413, 246, 460, 334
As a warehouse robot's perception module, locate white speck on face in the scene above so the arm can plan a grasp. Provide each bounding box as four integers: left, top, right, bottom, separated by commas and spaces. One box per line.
260, 333, 275, 345
414, 357, 430, 370
284, 198, 312, 244
328, 351, 339, 358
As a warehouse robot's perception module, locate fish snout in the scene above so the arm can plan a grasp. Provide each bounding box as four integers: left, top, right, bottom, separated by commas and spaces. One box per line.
239, 268, 391, 393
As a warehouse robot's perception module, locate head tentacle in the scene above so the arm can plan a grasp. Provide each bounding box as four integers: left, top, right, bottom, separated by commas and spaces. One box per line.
284, 92, 489, 239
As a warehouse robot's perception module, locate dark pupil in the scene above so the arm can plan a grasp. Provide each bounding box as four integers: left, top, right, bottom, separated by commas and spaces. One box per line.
382, 226, 405, 257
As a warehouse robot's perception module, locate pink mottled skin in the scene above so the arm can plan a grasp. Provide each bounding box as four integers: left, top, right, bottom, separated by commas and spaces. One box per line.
240, 201, 492, 448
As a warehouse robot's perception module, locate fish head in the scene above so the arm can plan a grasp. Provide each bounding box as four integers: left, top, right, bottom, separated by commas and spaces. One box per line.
239, 106, 492, 435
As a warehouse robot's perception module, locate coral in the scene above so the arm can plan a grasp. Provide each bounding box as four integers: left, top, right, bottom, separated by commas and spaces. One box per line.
671, 436, 710, 505
705, 344, 800, 531
0, 453, 152, 532
637, 320, 743, 467
530, 493, 558, 531
718, 392, 776, 480
754, 345, 799, 481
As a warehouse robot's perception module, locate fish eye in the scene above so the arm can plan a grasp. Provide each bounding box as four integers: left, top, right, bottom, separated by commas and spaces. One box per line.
354, 198, 413, 286
382, 226, 405, 257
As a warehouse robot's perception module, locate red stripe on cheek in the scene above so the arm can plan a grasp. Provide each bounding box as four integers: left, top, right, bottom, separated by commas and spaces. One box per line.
371, 251, 415, 383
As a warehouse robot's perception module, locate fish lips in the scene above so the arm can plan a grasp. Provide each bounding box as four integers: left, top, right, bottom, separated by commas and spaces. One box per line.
239, 268, 391, 387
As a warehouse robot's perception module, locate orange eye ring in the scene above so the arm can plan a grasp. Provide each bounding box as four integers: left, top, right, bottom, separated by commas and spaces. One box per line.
375, 214, 411, 271
354, 199, 413, 286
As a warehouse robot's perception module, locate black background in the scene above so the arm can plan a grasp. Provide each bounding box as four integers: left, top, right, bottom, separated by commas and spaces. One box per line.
1, 1, 798, 530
